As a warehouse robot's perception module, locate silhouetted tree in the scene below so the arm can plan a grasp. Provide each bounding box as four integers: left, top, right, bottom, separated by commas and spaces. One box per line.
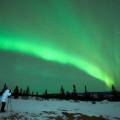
26, 86, 30, 96
72, 84, 77, 96
44, 89, 48, 100
3, 83, 7, 89
85, 85, 88, 98
19, 88, 23, 96
13, 85, 19, 99
85, 85, 87, 93
0, 83, 7, 95
45, 89, 48, 96
112, 85, 118, 99
112, 85, 116, 93
60, 85, 65, 96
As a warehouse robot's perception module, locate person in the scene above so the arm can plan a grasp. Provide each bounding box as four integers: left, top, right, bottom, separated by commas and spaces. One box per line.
1, 88, 11, 112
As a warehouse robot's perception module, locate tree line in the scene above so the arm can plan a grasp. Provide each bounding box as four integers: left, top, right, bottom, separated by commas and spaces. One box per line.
0, 83, 120, 101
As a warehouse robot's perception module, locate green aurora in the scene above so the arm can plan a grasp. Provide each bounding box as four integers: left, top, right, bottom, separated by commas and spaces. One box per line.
0, 0, 120, 93
0, 35, 115, 87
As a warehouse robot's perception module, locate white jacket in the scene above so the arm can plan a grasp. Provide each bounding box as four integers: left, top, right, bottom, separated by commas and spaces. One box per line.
1, 89, 11, 102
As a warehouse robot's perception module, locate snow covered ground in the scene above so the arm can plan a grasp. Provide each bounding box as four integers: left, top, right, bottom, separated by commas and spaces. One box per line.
0, 97, 120, 120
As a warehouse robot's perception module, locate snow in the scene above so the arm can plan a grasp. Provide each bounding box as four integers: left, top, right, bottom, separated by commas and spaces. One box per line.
0, 98, 120, 120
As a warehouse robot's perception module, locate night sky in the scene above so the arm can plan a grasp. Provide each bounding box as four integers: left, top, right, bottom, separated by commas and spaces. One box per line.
0, 0, 120, 93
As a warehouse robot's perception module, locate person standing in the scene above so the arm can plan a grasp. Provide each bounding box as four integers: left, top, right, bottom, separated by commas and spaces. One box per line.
1, 88, 11, 112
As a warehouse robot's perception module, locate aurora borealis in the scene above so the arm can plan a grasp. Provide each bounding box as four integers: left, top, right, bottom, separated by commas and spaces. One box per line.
0, 0, 120, 93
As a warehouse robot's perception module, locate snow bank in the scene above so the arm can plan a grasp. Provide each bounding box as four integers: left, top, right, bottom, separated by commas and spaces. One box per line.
0, 98, 120, 120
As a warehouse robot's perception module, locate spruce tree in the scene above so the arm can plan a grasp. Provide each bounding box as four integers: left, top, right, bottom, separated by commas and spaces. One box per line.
60, 85, 65, 96
19, 88, 23, 96
73, 84, 77, 96
112, 85, 117, 98
26, 86, 30, 96
0, 83, 7, 95
13, 85, 19, 99
45, 89, 48, 96
85, 85, 87, 97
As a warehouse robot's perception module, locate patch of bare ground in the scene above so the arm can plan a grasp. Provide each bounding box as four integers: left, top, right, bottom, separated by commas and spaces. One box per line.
114, 117, 120, 120
0, 112, 113, 120
48, 112, 109, 120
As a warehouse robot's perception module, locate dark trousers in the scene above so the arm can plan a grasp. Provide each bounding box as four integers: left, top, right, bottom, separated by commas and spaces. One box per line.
1, 102, 6, 112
